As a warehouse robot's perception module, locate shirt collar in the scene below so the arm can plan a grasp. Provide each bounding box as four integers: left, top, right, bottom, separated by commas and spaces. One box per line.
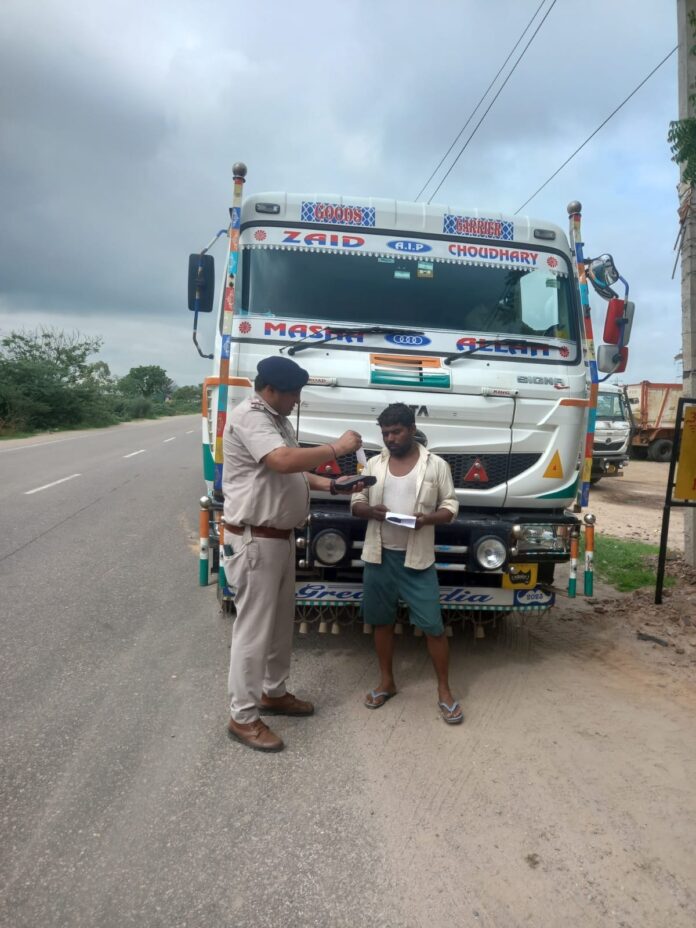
251, 391, 281, 417
379, 442, 429, 462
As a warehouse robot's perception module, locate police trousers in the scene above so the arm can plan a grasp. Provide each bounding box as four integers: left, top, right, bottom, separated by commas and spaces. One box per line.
223, 530, 296, 723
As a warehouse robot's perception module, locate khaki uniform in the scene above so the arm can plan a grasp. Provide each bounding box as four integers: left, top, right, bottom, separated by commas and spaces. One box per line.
222, 394, 310, 723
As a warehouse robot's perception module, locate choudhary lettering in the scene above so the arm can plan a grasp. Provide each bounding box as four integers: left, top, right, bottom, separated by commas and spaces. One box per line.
448, 243, 539, 265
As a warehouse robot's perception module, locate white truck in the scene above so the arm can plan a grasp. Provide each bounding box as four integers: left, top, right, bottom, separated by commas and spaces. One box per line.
189, 163, 633, 628
591, 383, 632, 482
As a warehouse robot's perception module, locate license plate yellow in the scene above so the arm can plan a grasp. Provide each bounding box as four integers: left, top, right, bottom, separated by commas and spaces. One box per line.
502, 563, 538, 589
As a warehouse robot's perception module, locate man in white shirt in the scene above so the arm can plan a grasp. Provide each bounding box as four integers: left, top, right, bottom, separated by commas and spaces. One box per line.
351, 404, 462, 724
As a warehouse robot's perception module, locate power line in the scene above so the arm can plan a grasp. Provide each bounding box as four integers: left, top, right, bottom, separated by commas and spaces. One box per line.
414, 0, 548, 202
426, 0, 559, 204
515, 45, 678, 215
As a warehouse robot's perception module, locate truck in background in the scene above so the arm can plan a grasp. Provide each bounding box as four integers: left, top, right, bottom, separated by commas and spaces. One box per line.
626, 381, 682, 462
188, 163, 635, 629
591, 383, 632, 483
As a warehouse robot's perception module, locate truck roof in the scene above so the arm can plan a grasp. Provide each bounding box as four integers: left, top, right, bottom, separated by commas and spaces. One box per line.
241, 192, 571, 254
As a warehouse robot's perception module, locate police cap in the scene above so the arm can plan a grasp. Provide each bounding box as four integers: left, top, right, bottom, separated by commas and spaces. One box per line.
257, 355, 309, 392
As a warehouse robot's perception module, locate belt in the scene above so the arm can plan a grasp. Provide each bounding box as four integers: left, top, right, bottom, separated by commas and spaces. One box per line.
223, 523, 292, 540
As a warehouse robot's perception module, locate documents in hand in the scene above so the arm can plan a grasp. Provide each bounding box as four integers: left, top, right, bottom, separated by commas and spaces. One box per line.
385, 512, 417, 529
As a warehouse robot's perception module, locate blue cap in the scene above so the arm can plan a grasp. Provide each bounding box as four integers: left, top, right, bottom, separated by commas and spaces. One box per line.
257, 355, 309, 392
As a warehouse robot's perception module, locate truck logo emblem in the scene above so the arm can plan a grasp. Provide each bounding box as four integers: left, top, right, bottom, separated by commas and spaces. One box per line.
386, 240, 432, 253
385, 334, 432, 347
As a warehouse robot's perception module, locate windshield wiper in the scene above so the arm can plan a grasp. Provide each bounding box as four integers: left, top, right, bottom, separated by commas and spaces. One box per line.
287, 325, 424, 356
443, 337, 552, 365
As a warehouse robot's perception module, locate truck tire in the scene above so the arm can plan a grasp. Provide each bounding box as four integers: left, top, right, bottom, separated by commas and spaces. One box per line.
648, 439, 673, 463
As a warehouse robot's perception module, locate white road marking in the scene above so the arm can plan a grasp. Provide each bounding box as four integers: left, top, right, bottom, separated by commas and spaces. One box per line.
185, 430, 194, 434
25, 473, 81, 495
163, 437, 176, 443
123, 449, 146, 458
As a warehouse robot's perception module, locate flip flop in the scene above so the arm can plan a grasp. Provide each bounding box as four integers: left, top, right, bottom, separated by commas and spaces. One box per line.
438, 700, 464, 724
365, 689, 397, 709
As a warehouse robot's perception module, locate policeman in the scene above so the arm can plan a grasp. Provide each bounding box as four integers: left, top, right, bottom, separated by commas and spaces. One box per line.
222, 355, 362, 752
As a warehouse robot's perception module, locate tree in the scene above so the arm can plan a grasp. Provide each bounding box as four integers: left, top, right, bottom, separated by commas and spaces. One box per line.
0, 327, 115, 432
118, 365, 174, 400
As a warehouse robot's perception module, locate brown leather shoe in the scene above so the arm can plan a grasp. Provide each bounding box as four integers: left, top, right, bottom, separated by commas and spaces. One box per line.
227, 717, 284, 752
259, 692, 315, 716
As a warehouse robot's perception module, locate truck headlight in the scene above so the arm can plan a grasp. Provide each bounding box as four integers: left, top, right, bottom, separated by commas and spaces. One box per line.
517, 524, 569, 554
313, 529, 348, 565
474, 536, 507, 570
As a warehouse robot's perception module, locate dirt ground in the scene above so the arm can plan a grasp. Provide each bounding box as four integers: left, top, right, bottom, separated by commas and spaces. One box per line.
352, 460, 696, 927
570, 460, 696, 674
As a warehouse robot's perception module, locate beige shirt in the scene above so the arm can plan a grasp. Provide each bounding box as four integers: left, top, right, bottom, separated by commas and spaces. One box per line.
222, 394, 310, 530
352, 443, 459, 570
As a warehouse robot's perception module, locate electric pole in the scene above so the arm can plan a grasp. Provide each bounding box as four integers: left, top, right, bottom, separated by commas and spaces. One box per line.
678, 0, 696, 565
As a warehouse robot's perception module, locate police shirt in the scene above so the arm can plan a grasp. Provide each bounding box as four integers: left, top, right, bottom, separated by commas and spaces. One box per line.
222, 393, 310, 530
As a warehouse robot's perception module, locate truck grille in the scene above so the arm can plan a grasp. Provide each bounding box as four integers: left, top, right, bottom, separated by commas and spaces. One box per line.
312, 447, 541, 490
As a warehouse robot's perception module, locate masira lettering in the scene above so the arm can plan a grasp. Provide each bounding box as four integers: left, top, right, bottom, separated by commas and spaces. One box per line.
264, 323, 364, 342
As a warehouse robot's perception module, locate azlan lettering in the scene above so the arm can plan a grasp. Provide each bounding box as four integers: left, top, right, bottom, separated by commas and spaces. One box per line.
456, 337, 550, 357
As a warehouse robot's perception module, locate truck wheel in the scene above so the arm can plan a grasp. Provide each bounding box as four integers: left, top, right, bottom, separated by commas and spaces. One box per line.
648, 439, 673, 463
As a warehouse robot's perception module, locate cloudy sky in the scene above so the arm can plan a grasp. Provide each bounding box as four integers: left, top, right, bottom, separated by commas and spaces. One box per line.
0, 0, 679, 385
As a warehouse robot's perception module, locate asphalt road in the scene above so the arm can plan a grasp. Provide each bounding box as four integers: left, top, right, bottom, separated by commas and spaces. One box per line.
2, 418, 695, 928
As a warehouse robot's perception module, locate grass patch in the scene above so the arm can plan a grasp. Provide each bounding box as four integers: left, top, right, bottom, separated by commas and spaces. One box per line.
585, 534, 675, 592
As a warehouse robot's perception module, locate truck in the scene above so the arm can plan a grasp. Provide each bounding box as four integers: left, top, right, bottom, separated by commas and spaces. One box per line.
188, 163, 634, 631
591, 383, 632, 483
625, 381, 682, 462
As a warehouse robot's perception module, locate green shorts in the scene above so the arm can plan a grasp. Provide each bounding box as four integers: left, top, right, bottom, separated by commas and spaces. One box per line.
362, 549, 444, 637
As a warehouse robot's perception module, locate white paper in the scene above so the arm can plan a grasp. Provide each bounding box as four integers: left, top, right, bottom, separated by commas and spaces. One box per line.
355, 447, 367, 471
385, 511, 416, 529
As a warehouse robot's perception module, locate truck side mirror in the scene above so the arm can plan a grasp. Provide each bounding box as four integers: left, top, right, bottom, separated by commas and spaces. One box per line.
597, 344, 628, 374
603, 299, 635, 346
588, 253, 620, 300
188, 254, 216, 313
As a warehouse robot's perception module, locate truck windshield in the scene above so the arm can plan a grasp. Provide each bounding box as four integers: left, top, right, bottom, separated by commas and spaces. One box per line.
240, 246, 577, 341
597, 392, 629, 420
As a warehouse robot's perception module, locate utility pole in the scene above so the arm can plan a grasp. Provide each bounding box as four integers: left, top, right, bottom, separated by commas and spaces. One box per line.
678, 0, 696, 565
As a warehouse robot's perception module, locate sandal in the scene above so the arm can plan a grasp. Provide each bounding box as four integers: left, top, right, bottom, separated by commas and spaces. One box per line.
365, 689, 397, 709
438, 700, 464, 724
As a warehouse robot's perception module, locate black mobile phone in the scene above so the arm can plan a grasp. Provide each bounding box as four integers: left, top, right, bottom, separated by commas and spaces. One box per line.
331, 474, 377, 490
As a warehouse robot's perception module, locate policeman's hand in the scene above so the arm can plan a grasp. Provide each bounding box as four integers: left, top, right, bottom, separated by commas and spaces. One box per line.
370, 504, 388, 522
333, 476, 365, 494
334, 430, 362, 456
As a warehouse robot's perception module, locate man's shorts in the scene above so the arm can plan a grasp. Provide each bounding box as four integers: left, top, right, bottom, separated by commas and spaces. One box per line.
362, 549, 444, 637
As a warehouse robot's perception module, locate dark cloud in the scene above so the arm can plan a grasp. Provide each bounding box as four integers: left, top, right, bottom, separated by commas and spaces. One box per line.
0, 0, 680, 383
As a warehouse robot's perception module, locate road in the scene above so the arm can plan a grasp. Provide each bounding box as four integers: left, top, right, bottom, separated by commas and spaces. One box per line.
1, 419, 695, 928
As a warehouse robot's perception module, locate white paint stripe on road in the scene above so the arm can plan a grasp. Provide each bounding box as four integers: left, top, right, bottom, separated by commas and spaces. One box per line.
123, 449, 146, 458
185, 430, 194, 434
163, 437, 176, 443
25, 473, 82, 495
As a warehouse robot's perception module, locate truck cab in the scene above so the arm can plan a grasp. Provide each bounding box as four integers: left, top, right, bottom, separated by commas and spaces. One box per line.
591, 383, 632, 482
